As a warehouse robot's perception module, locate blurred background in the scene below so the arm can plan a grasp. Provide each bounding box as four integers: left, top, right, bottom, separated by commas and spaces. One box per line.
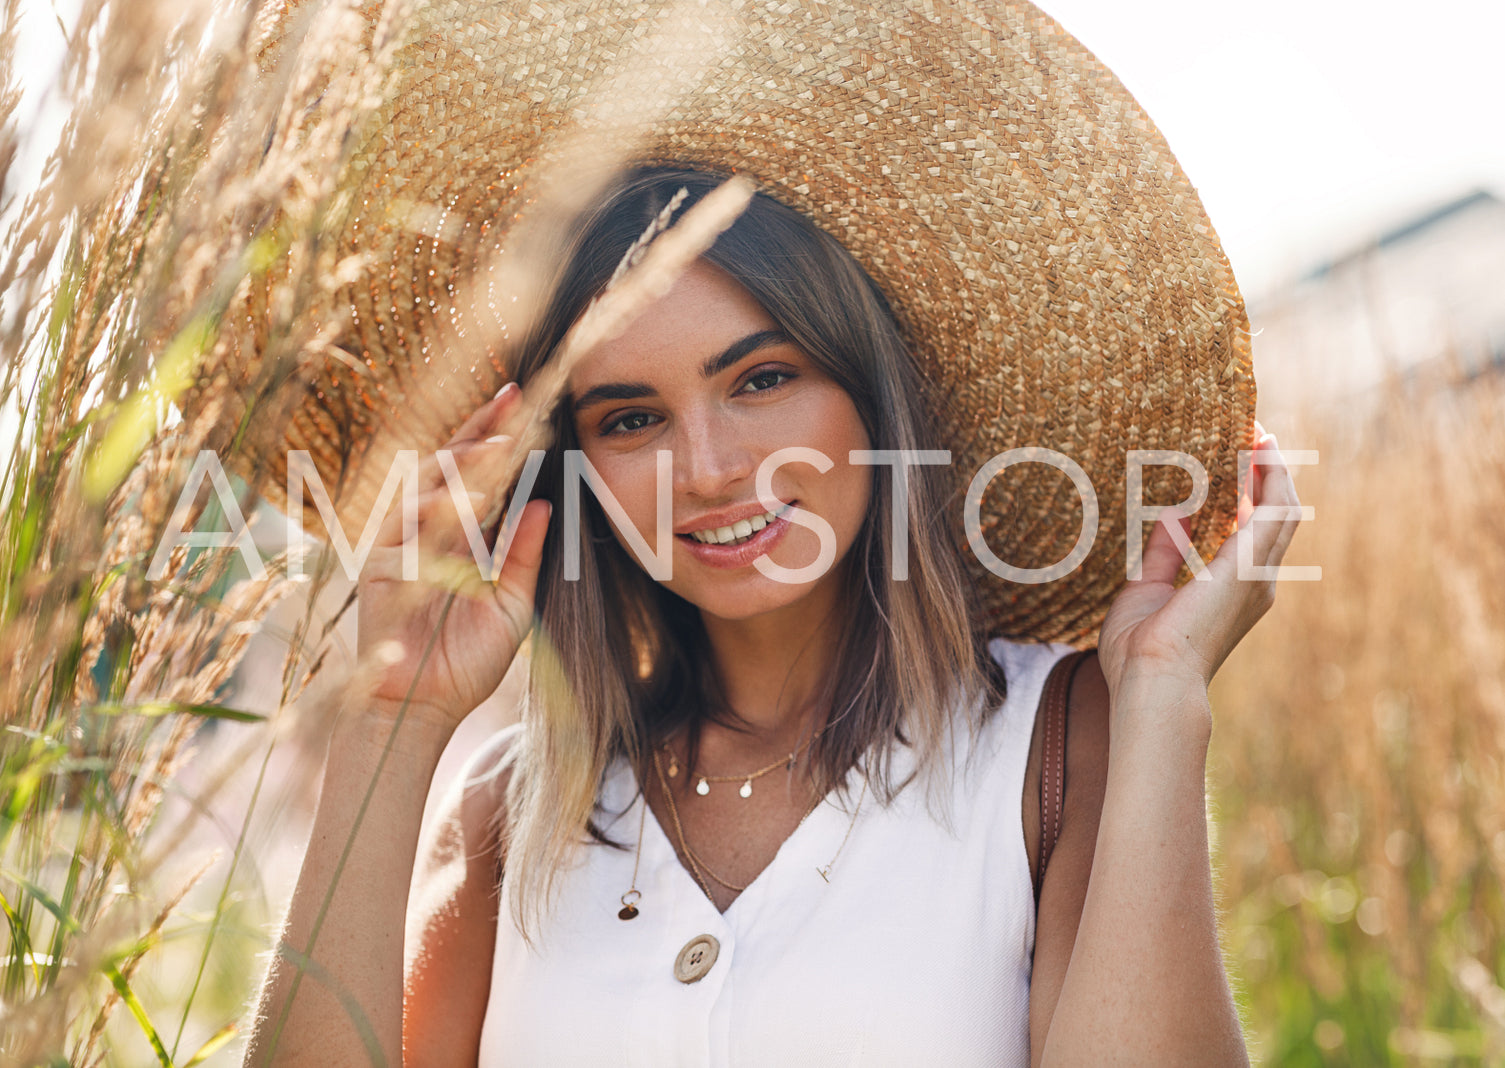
3, 0, 1504, 1064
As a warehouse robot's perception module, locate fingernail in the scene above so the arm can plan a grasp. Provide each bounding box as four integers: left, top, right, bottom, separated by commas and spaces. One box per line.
494, 382, 519, 402
485, 433, 514, 446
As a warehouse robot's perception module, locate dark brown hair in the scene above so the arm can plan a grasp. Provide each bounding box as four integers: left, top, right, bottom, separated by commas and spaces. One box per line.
501, 167, 1003, 933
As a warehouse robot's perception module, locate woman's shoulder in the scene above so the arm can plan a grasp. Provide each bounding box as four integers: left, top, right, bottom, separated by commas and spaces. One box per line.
987, 636, 1108, 788
459, 722, 525, 835
405, 723, 522, 1059
925, 638, 1089, 801
468, 721, 527, 774
966, 638, 1109, 839
979, 637, 1085, 740
985, 636, 1081, 693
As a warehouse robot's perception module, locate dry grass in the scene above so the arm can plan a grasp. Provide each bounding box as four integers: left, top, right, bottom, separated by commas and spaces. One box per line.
1212, 362, 1505, 1064
0, 1, 391, 1062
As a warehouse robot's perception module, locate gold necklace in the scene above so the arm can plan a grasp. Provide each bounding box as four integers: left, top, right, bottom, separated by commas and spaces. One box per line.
816, 773, 866, 883
663, 727, 824, 799
654, 748, 747, 894
618, 790, 648, 919
624, 747, 867, 913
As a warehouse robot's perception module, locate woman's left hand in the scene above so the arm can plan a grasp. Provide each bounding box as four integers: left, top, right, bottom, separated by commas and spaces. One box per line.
1096, 422, 1303, 708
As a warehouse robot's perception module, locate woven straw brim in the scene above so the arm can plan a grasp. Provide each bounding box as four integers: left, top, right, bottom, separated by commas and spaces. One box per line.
222, 0, 1255, 646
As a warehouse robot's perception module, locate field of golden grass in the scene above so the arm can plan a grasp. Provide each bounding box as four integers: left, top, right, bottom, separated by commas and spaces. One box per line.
1212, 364, 1505, 1064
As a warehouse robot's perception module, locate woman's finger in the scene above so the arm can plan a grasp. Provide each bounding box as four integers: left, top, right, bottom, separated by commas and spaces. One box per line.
1249, 435, 1300, 569
1266, 484, 1302, 573
372, 431, 532, 564
447, 382, 522, 446
429, 435, 532, 551
493, 498, 553, 620
1133, 511, 1193, 586
1236, 423, 1270, 530
451, 431, 547, 555
417, 383, 524, 494
357, 542, 413, 586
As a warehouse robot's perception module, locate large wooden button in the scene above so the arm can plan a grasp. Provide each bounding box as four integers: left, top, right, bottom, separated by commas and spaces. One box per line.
674, 934, 720, 984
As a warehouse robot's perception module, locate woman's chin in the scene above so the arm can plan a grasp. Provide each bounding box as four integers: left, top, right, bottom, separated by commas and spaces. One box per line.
668, 557, 847, 626
693, 589, 815, 624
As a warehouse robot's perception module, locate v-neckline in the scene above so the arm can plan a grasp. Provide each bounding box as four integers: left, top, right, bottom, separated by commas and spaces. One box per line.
626, 759, 849, 920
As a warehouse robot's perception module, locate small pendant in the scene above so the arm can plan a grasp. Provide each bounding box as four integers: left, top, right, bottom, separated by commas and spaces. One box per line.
667, 753, 679, 778
739, 779, 753, 798
619, 891, 641, 920
695, 777, 710, 796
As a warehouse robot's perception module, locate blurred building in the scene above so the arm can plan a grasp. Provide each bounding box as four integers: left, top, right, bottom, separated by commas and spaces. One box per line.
1249, 188, 1505, 417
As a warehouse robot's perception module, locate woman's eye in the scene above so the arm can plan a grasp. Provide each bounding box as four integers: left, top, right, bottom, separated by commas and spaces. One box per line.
602, 411, 657, 436
740, 369, 793, 393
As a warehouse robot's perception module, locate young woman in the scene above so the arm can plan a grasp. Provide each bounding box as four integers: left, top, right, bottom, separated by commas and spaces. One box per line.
243, 4, 1297, 1066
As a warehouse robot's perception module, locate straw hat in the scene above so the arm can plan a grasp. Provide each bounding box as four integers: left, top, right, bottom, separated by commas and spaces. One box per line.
233, 0, 1255, 646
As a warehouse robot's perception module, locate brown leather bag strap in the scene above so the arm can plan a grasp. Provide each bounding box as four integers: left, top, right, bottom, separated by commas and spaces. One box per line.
1035, 649, 1091, 901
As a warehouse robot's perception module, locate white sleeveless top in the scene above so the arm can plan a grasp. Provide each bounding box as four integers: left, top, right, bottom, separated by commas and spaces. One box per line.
477, 638, 1074, 1066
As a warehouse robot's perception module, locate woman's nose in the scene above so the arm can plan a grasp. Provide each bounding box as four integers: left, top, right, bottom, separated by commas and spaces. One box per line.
673, 410, 756, 497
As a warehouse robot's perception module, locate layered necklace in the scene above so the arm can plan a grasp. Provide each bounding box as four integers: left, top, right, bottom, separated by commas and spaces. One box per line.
618, 737, 867, 920
663, 729, 822, 798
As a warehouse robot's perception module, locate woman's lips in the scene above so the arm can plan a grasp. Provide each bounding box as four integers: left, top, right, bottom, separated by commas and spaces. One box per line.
676, 506, 794, 570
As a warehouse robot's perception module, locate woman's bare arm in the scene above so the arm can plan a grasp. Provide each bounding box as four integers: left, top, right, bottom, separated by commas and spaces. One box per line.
402, 730, 514, 1065
1029, 664, 1246, 1065
244, 706, 454, 1066
1029, 429, 1300, 1064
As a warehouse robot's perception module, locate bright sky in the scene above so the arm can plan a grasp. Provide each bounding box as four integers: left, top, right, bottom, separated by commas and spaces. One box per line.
8, 0, 1504, 300
1040, 0, 1505, 297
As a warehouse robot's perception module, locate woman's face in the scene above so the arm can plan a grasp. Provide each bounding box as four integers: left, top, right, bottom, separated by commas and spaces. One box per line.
569, 259, 873, 624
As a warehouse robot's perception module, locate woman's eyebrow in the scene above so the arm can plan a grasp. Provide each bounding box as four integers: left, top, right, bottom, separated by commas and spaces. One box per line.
572, 329, 792, 412
572, 381, 654, 412
699, 329, 790, 378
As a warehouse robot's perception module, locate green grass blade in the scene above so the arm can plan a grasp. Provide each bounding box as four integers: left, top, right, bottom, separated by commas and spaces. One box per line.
84, 702, 266, 723
103, 960, 175, 1068
169, 732, 280, 1061
181, 1020, 238, 1066
0, 887, 43, 990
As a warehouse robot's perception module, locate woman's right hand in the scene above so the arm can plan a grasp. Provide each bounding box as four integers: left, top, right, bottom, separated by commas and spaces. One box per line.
354, 382, 552, 729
